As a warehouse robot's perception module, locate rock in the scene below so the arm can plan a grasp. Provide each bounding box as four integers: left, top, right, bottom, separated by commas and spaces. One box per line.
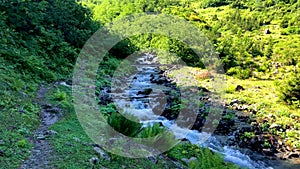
269, 123, 281, 129
94, 147, 111, 161
73, 137, 80, 142
113, 88, 123, 93
65, 142, 72, 147
37, 134, 46, 140
282, 151, 300, 159
264, 29, 271, 34
42, 104, 53, 109
182, 157, 197, 165
197, 86, 209, 92
147, 156, 157, 164
46, 107, 61, 114
0, 150, 4, 157
89, 157, 99, 164
235, 85, 245, 91
45, 130, 57, 136
230, 99, 241, 105
263, 148, 274, 156
137, 88, 152, 95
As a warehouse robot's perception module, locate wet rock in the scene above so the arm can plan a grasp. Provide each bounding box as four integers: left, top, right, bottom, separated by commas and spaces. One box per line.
137, 88, 153, 95
263, 148, 274, 156
113, 88, 123, 93
99, 92, 112, 105
94, 147, 111, 161
235, 85, 245, 91
89, 157, 99, 164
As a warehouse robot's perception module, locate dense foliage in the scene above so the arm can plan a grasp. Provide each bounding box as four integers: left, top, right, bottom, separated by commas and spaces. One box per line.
0, 0, 98, 167
0, 0, 98, 81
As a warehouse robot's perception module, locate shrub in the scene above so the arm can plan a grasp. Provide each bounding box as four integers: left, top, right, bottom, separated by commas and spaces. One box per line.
227, 67, 252, 79
278, 67, 300, 107
53, 89, 67, 101
107, 111, 142, 137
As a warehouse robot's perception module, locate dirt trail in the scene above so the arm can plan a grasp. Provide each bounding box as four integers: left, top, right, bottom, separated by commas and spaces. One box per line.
20, 84, 62, 169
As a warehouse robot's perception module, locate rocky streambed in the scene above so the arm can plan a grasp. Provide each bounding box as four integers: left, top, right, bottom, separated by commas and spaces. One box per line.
97, 53, 299, 169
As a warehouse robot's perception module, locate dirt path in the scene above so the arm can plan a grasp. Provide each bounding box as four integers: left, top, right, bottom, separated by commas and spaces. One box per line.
20, 84, 62, 169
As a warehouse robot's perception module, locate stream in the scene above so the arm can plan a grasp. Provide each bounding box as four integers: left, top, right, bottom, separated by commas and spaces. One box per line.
99, 54, 297, 169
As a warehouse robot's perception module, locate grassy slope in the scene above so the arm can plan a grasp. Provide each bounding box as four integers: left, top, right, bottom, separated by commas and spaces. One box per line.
0, 58, 40, 168
167, 65, 300, 149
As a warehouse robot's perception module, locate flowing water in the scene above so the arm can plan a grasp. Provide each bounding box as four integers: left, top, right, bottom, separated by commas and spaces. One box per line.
103, 54, 297, 169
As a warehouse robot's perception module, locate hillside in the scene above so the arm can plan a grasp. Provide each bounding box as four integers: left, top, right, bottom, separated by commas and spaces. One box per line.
0, 0, 299, 169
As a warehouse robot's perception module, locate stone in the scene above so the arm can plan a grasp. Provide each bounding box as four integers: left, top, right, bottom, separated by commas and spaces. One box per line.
42, 104, 53, 110
137, 88, 152, 95
46, 130, 57, 136
230, 99, 241, 105
0, 150, 4, 157
147, 156, 157, 164
94, 147, 111, 161
269, 123, 281, 129
235, 85, 245, 91
37, 134, 46, 140
89, 157, 99, 164
73, 137, 81, 142
262, 148, 274, 156
264, 29, 271, 34
197, 86, 209, 92
46, 107, 61, 114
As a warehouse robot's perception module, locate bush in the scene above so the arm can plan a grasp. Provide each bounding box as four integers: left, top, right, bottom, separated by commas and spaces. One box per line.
278, 67, 300, 107
227, 67, 252, 79
199, 0, 229, 8
107, 111, 142, 137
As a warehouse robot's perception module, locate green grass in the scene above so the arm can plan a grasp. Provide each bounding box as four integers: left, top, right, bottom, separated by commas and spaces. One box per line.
0, 59, 40, 168
167, 66, 300, 149
166, 142, 239, 169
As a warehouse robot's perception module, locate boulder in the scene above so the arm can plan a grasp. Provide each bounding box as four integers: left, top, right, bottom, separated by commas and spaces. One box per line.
235, 85, 245, 91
